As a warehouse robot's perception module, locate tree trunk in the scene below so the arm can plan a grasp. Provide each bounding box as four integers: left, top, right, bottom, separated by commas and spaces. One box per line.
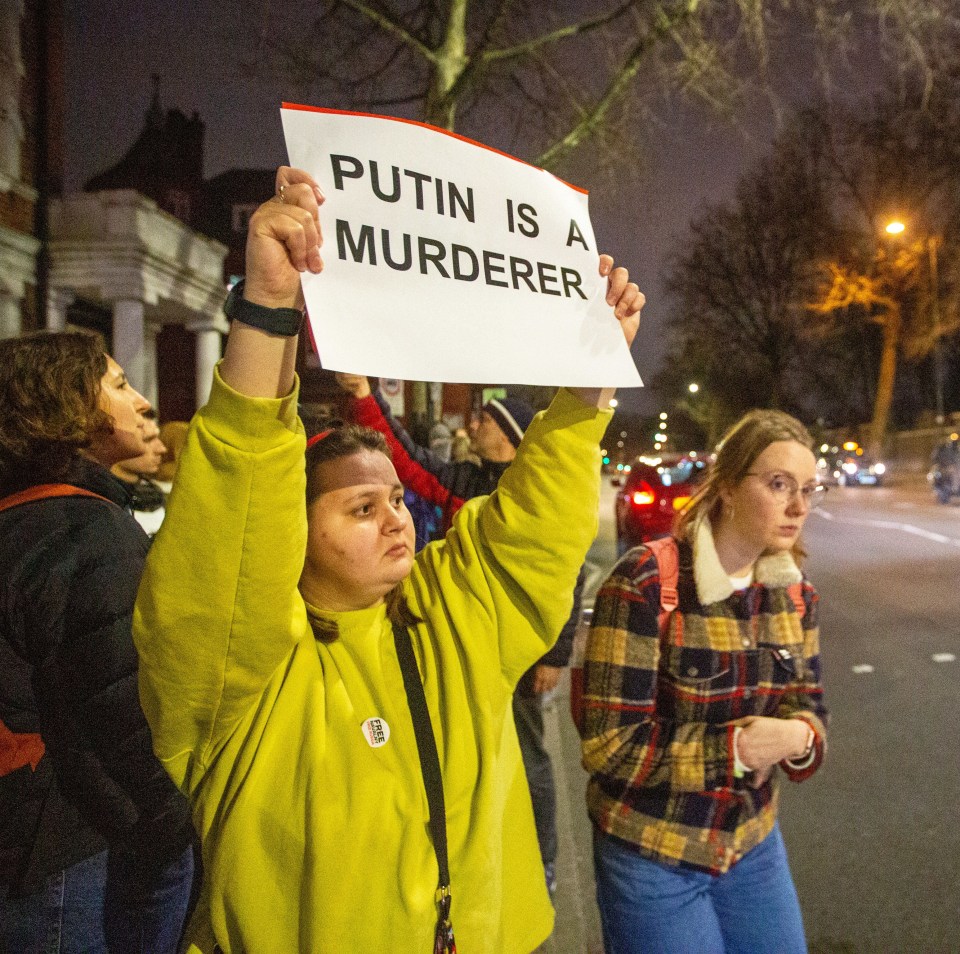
868, 305, 901, 458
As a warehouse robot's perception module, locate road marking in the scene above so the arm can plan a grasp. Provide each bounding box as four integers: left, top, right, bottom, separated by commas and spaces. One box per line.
932, 653, 956, 663
815, 510, 960, 548
852, 664, 875, 674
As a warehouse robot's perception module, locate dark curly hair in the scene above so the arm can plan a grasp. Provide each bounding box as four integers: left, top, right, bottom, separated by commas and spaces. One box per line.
303, 421, 421, 641
0, 332, 112, 493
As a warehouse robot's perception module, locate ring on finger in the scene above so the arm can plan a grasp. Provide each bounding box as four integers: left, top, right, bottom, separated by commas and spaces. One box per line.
278, 183, 287, 204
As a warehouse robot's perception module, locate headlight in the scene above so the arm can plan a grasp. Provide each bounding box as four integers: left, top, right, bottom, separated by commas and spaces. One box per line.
873, 462, 886, 475
842, 462, 858, 475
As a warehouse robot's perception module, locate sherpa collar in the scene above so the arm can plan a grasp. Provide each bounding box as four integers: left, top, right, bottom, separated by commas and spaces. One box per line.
692, 514, 803, 606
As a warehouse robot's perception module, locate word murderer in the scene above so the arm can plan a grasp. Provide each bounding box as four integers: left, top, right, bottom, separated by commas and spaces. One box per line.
330, 154, 592, 299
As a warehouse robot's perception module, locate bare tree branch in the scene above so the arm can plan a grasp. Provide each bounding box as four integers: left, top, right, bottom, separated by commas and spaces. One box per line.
534, 0, 702, 170
339, 0, 438, 63
482, 1, 641, 63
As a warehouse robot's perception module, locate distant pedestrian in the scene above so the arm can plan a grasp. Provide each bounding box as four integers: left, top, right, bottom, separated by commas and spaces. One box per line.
0, 332, 194, 954
581, 409, 829, 954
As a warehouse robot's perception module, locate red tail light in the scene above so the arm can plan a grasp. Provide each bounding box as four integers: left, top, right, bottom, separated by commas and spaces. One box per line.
631, 481, 656, 507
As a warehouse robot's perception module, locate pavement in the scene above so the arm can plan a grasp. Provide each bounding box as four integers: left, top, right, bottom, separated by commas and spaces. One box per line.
534, 666, 604, 954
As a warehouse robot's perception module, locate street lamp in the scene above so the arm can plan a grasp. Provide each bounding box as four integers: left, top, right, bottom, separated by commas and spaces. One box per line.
688, 382, 700, 394
884, 219, 944, 424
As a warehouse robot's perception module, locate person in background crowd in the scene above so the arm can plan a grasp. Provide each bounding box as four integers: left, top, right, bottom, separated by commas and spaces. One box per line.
337, 373, 585, 897
581, 409, 829, 954
429, 419, 453, 462
0, 332, 195, 954
451, 427, 479, 464
112, 412, 168, 538
154, 420, 190, 495
132, 166, 643, 953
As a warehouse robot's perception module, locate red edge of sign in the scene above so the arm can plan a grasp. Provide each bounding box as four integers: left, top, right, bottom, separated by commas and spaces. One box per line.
280, 102, 589, 196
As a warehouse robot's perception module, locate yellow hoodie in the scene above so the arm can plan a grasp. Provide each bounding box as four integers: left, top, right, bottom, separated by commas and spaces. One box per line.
134, 367, 609, 953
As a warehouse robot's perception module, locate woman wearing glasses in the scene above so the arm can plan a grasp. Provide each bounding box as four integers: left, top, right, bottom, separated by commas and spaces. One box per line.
580, 409, 828, 954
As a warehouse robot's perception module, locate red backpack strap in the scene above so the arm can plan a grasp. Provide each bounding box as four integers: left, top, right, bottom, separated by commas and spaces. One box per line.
0, 483, 111, 515
786, 582, 806, 618
645, 536, 680, 637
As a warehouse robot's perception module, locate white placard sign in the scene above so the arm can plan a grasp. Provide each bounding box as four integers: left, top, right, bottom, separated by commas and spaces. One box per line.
281, 104, 642, 387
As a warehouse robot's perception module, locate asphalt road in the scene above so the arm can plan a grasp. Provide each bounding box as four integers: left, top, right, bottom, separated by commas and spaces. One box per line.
556, 476, 960, 954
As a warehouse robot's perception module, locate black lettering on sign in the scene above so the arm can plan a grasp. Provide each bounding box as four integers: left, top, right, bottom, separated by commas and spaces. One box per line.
538, 261, 561, 296
452, 245, 479, 281
561, 267, 587, 299
336, 220, 376, 264
331, 154, 363, 191
483, 251, 509, 287
418, 237, 450, 277
566, 219, 590, 250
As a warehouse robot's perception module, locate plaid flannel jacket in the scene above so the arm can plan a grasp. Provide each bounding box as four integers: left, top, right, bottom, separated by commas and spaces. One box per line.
581, 530, 827, 875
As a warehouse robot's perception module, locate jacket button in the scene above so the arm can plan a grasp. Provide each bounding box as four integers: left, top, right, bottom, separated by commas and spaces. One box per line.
744, 689, 753, 699
687, 666, 698, 676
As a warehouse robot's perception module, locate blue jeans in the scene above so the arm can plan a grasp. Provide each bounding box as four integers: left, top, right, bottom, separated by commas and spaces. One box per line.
593, 823, 807, 954
513, 692, 557, 866
0, 845, 194, 954
0, 851, 108, 954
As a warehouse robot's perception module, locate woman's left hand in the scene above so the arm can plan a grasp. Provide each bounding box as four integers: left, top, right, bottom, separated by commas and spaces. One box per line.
598, 254, 644, 348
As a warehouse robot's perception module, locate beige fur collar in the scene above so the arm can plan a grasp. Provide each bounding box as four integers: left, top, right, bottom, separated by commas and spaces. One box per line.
692, 515, 803, 606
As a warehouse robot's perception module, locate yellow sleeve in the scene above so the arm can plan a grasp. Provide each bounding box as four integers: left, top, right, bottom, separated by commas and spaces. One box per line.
133, 365, 307, 794
412, 388, 611, 688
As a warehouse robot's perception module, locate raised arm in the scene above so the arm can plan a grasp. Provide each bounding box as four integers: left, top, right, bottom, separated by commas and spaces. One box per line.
220, 168, 325, 399
414, 257, 643, 684
134, 168, 327, 793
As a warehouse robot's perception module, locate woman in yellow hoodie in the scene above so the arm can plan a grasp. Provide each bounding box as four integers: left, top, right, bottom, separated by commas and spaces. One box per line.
133, 167, 643, 954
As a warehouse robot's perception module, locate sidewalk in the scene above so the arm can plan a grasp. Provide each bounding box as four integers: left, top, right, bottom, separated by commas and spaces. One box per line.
534, 667, 604, 954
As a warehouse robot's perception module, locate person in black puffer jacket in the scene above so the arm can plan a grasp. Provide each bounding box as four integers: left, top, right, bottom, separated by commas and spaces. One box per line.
0, 332, 194, 954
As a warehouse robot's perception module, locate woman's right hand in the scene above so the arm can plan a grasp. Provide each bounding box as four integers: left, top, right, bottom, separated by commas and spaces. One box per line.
737, 716, 809, 772
243, 166, 325, 310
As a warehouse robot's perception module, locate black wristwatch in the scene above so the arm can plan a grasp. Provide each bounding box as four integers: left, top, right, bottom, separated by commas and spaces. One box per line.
223, 279, 304, 337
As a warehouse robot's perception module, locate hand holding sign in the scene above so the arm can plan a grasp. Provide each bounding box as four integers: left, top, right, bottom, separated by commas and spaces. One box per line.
232, 161, 643, 402
243, 168, 325, 310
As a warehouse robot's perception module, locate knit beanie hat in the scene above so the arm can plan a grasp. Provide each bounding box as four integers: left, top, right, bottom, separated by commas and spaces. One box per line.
483, 396, 536, 449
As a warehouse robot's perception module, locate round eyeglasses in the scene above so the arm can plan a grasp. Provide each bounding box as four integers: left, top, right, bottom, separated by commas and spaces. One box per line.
745, 472, 828, 509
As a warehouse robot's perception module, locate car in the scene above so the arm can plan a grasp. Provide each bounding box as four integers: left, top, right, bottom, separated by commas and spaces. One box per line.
817, 443, 886, 487
834, 453, 887, 486
614, 453, 709, 555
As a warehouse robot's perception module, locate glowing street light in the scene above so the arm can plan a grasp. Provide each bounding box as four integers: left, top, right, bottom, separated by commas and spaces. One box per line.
659, 412, 668, 420
688, 383, 700, 394
608, 398, 618, 409
884, 218, 944, 424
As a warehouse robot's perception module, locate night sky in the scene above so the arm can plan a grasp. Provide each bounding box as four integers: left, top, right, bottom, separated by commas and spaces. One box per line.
64, 0, 786, 414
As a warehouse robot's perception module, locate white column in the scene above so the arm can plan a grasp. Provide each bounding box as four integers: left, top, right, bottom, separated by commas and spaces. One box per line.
46, 288, 72, 332
0, 291, 20, 338
111, 298, 147, 391
141, 321, 159, 407
191, 324, 222, 407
